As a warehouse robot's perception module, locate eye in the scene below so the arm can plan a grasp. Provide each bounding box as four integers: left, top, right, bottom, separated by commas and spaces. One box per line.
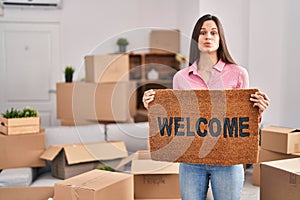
211, 31, 218, 35
200, 31, 206, 35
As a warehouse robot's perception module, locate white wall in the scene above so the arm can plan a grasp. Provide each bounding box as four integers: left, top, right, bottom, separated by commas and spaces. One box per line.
176, 0, 200, 66
249, 0, 300, 128
60, 0, 180, 79
0, 0, 187, 80
280, 0, 300, 128
249, 0, 284, 127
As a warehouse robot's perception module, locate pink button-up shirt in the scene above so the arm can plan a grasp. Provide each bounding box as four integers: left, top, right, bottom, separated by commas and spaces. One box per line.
173, 59, 249, 90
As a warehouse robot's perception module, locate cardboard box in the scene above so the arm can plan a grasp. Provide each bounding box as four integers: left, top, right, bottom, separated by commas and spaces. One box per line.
252, 148, 300, 186
148, 89, 260, 166
41, 141, 128, 179
54, 169, 133, 200
150, 29, 180, 53
0, 186, 53, 200
59, 118, 99, 126
0, 131, 46, 169
85, 54, 129, 83
56, 81, 137, 124
131, 150, 181, 199
0, 115, 40, 135
251, 163, 260, 186
260, 158, 300, 200
261, 125, 300, 154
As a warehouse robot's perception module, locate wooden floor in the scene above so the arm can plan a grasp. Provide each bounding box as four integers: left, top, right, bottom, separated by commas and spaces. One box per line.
241, 166, 260, 200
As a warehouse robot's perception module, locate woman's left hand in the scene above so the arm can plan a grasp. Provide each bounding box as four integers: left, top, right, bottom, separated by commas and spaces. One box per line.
250, 91, 270, 115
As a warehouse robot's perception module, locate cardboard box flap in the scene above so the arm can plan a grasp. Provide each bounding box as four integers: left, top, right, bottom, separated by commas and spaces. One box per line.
135, 150, 152, 160
57, 169, 132, 191
261, 158, 300, 173
40, 145, 64, 161
119, 150, 179, 174
131, 160, 179, 174
64, 141, 128, 165
41, 141, 128, 165
263, 125, 300, 134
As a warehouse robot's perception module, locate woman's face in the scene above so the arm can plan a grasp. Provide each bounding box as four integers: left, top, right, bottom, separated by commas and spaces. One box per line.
198, 20, 220, 54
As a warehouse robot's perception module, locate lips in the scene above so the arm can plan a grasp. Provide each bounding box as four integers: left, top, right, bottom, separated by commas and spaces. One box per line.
204, 42, 211, 46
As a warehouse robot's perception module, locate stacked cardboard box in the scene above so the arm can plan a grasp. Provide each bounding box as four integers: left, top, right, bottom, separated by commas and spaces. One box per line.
56, 81, 137, 125
57, 53, 137, 125
0, 115, 40, 135
41, 141, 128, 179
0, 126, 50, 199
131, 150, 181, 200
44, 149, 184, 199
255, 125, 300, 186
85, 54, 129, 83
150, 29, 180, 54
0, 186, 54, 200
0, 130, 46, 169
252, 147, 299, 186
260, 158, 300, 200
54, 169, 134, 200
0, 115, 45, 168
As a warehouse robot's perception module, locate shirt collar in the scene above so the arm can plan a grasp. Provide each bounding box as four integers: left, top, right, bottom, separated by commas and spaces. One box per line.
188, 59, 226, 74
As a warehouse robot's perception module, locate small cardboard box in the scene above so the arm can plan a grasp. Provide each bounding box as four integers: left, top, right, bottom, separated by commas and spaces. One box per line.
261, 125, 300, 154
0, 131, 46, 169
131, 150, 181, 199
150, 29, 180, 53
252, 148, 300, 186
54, 169, 134, 200
56, 81, 137, 124
0, 186, 53, 200
41, 141, 128, 179
0, 115, 40, 135
260, 158, 300, 200
148, 89, 260, 166
85, 54, 129, 83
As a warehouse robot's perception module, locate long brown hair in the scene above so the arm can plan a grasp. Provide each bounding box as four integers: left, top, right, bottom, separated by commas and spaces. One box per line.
189, 14, 236, 66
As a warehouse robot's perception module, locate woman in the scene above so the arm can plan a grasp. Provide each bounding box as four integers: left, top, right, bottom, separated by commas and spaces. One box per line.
143, 14, 270, 200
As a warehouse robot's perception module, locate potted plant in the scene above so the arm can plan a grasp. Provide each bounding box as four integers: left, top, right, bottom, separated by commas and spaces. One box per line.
116, 38, 129, 53
98, 165, 115, 172
64, 66, 75, 83
0, 107, 40, 135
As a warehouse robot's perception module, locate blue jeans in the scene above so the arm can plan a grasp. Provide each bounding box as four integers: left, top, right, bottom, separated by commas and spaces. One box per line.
179, 163, 244, 200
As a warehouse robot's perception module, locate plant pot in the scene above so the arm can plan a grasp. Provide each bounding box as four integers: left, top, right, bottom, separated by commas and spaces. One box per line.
0, 115, 41, 135
119, 45, 126, 53
65, 74, 73, 83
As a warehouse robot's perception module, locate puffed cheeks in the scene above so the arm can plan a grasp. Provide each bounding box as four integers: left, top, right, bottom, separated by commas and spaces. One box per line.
142, 89, 156, 110
250, 91, 270, 117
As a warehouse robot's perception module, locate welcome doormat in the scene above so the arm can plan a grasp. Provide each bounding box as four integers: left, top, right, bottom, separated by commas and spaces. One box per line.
148, 89, 260, 166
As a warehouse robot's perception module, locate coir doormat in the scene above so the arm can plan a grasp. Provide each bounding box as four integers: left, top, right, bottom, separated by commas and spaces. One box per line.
148, 89, 260, 166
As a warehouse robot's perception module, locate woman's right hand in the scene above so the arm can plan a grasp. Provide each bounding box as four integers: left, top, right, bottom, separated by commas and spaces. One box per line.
142, 89, 156, 110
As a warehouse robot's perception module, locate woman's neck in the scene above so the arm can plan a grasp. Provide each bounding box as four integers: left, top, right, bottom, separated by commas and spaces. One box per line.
197, 52, 218, 71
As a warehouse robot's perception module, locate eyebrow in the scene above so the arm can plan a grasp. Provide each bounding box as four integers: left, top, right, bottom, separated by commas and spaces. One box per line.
201, 27, 218, 30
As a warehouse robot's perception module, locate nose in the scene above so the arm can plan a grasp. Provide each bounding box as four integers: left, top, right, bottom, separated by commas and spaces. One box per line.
206, 33, 212, 40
